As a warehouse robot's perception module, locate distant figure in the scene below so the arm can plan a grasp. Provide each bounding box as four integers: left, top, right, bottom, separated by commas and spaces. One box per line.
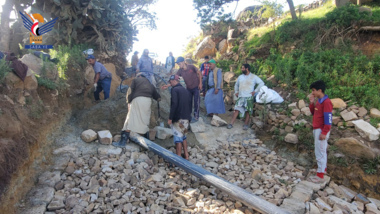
136, 49, 154, 85
86, 54, 112, 101
227, 64, 264, 130
112, 73, 161, 147
200, 56, 210, 96
205, 59, 225, 116
307, 80, 332, 183
168, 75, 192, 160
162, 57, 202, 123
165, 52, 175, 73
131, 51, 139, 77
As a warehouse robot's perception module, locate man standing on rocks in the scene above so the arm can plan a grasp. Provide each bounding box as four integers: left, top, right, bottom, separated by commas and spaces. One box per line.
227, 64, 264, 130
308, 80, 332, 183
168, 75, 192, 160
131, 51, 139, 77
165, 52, 175, 73
86, 54, 113, 101
136, 49, 155, 85
205, 59, 225, 116
112, 73, 161, 147
200, 56, 210, 96
162, 56, 202, 123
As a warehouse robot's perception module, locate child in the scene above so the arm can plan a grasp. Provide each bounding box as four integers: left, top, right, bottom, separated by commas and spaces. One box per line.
308, 80, 333, 183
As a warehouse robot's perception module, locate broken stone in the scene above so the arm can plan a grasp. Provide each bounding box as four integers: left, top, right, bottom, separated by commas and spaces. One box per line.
81, 129, 98, 143
301, 107, 311, 116
357, 107, 367, 117
98, 147, 122, 156
291, 109, 301, 117
155, 126, 173, 139
288, 102, 297, 110
298, 100, 306, 109
340, 110, 358, 122
370, 108, 380, 119
285, 133, 298, 144
211, 115, 228, 127
352, 119, 380, 141
190, 117, 206, 133
38, 171, 61, 187
97, 130, 113, 145
331, 98, 347, 109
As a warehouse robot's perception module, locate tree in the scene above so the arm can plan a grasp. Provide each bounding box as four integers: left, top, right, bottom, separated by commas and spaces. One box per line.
193, 0, 297, 25
0, 0, 14, 51
286, 0, 297, 20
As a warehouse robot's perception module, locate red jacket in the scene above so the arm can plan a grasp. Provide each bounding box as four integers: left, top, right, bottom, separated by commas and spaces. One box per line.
309, 95, 333, 135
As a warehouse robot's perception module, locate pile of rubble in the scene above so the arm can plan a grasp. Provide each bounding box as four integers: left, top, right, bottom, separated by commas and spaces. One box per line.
19, 135, 380, 213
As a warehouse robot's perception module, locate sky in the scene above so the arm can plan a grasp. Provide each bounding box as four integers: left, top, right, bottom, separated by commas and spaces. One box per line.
0, 0, 316, 62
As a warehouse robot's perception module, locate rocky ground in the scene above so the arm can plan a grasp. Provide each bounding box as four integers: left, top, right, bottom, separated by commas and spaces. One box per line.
17, 112, 380, 214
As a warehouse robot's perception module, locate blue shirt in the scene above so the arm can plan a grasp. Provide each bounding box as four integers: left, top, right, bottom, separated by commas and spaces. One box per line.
137, 55, 153, 73
93, 61, 112, 80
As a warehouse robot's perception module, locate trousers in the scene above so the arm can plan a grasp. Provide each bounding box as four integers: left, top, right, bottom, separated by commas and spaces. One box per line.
313, 128, 330, 173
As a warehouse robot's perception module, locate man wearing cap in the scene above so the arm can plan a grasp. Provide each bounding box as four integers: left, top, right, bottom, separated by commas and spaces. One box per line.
165, 52, 175, 73
86, 54, 113, 100
162, 56, 202, 123
168, 75, 192, 160
137, 49, 155, 85
131, 51, 139, 77
113, 72, 161, 148
205, 59, 226, 116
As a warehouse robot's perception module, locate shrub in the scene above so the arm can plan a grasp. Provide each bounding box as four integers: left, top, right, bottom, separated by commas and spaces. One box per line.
325, 4, 371, 28
217, 59, 234, 72
0, 59, 11, 84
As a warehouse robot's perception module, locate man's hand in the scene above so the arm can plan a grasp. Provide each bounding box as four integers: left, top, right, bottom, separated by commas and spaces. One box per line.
319, 134, 326, 140
251, 91, 255, 96
161, 84, 170, 90
309, 94, 315, 103
94, 83, 98, 89
168, 119, 172, 125
214, 88, 219, 94
199, 83, 202, 90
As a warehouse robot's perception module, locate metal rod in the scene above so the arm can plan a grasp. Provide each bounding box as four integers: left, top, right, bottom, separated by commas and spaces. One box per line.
129, 134, 290, 214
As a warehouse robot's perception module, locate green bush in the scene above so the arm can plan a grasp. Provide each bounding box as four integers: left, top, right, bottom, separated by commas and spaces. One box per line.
0, 59, 11, 84
232, 45, 239, 53
36, 76, 57, 90
325, 4, 371, 28
217, 59, 234, 72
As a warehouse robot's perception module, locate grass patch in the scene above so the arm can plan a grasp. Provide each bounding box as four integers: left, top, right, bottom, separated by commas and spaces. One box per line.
370, 117, 380, 128
362, 156, 380, 175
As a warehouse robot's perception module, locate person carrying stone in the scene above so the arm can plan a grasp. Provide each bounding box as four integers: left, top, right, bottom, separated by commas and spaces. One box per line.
167, 75, 192, 160
112, 73, 161, 147
200, 56, 210, 96
136, 49, 155, 85
165, 52, 175, 73
227, 64, 264, 130
86, 54, 113, 101
307, 80, 333, 183
162, 56, 202, 123
205, 59, 225, 116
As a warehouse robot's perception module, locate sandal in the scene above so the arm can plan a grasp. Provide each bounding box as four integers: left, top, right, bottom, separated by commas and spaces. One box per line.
227, 124, 233, 129
307, 175, 324, 183
243, 125, 249, 130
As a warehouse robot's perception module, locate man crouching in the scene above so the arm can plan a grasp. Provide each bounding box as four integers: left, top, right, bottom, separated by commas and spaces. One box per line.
168, 75, 192, 160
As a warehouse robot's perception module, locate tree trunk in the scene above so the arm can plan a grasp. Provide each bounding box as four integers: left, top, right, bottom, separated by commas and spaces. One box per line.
0, 0, 14, 51
286, 0, 297, 20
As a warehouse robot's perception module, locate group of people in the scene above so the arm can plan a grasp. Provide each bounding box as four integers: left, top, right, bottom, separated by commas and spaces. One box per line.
86, 51, 333, 184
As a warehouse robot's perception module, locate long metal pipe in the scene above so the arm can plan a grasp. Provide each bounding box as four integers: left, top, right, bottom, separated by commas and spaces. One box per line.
129, 134, 290, 214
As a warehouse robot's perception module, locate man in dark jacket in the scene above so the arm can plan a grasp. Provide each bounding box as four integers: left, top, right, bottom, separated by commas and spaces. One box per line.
168, 75, 192, 160
113, 73, 161, 148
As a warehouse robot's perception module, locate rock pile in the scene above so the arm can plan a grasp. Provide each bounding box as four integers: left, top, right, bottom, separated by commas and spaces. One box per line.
19, 136, 380, 214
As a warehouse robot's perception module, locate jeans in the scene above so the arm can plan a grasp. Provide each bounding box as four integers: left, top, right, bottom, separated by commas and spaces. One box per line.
94, 77, 112, 100
201, 76, 207, 94
187, 87, 200, 120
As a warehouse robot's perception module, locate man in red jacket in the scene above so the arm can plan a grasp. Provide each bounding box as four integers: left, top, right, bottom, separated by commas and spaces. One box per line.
308, 80, 333, 183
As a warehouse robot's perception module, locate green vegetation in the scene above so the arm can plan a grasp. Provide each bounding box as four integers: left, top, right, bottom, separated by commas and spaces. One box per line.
363, 156, 380, 175
294, 123, 314, 150
0, 59, 11, 84
370, 118, 380, 128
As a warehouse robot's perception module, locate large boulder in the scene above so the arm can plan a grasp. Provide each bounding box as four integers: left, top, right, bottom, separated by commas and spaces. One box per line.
194, 36, 217, 59
331, 98, 347, 109
24, 69, 38, 91
223, 72, 235, 84
335, 137, 375, 159
352, 119, 379, 141
20, 54, 58, 81
218, 39, 228, 54
227, 29, 240, 40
